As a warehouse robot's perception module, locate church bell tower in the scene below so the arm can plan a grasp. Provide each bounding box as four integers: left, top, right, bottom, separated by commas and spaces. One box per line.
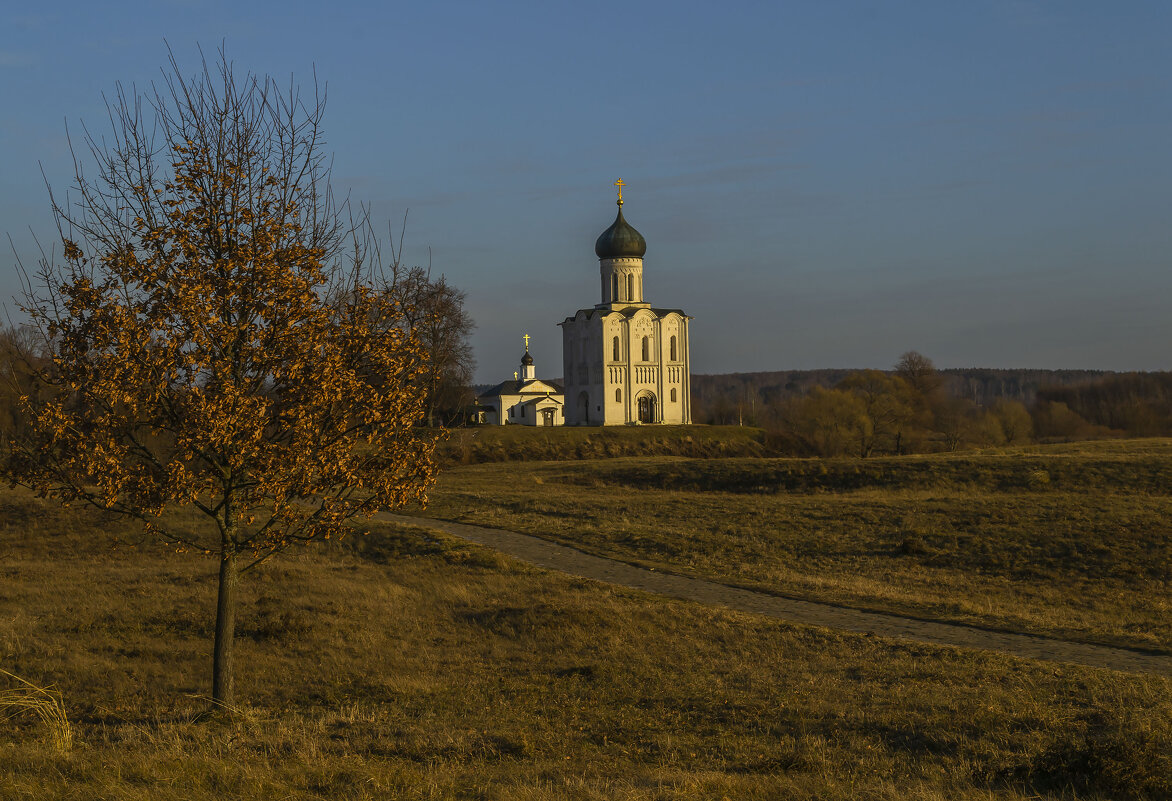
596, 179, 649, 309
560, 181, 692, 425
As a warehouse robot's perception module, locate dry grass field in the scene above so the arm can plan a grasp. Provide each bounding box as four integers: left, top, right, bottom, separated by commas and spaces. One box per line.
2, 438, 1171, 799
421, 438, 1172, 654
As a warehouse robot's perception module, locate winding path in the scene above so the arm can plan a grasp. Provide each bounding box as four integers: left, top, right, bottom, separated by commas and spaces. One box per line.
382, 513, 1172, 678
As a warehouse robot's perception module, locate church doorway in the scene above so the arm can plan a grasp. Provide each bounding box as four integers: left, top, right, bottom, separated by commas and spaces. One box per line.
541, 409, 555, 426
637, 392, 657, 424
577, 391, 590, 425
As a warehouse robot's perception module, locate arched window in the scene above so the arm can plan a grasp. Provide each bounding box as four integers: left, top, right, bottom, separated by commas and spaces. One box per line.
670, 388, 677, 402
612, 336, 620, 362
627, 273, 634, 300
615, 388, 622, 402
670, 335, 677, 361
612, 274, 619, 301
641, 336, 649, 361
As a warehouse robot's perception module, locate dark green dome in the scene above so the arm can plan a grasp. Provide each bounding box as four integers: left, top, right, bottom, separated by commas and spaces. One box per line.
594, 204, 647, 259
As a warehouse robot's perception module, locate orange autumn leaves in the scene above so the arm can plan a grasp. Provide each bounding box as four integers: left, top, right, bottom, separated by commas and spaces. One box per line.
16, 140, 439, 556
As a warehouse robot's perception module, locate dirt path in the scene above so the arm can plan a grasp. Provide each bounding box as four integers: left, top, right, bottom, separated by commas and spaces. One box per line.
382, 513, 1172, 677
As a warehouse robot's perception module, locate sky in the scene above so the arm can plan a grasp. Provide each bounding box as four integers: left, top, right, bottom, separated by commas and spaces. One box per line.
2, 1, 1170, 382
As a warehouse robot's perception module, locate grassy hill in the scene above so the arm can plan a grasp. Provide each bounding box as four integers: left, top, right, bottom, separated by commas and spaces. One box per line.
434, 424, 768, 464
2, 441, 1171, 798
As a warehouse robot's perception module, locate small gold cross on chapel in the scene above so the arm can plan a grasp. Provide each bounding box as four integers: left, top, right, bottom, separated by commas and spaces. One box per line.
523, 333, 531, 350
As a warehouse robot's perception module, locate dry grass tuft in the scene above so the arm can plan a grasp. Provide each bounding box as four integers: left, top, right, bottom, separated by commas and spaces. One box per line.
0, 668, 72, 752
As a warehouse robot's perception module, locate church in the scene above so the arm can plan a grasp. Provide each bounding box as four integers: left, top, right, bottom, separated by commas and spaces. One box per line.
476, 337, 565, 426
560, 183, 692, 425
478, 182, 692, 425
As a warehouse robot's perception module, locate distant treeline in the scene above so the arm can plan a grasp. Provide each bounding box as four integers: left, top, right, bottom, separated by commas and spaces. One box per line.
9, 332, 1167, 458
691, 355, 1171, 456
691, 366, 1109, 421
1037, 373, 1172, 436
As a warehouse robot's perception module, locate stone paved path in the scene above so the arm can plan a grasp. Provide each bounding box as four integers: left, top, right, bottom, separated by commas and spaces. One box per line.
382, 514, 1172, 678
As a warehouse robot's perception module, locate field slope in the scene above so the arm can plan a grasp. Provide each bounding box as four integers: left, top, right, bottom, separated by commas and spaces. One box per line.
421, 440, 1172, 653
2, 441, 1171, 798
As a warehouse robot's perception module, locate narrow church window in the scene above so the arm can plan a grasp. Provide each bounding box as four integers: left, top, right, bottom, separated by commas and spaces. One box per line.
615, 388, 621, 402
641, 336, 649, 361
521, 406, 526, 417
612, 336, 620, 361
671, 388, 677, 402
627, 273, 633, 300
670, 335, 677, 361
612, 274, 619, 301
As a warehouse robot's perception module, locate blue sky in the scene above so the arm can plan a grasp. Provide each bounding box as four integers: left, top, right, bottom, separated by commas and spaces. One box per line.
3, 1, 1170, 381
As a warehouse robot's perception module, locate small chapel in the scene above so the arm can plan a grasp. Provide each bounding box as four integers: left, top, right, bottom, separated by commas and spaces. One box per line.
476, 337, 565, 426
560, 182, 692, 425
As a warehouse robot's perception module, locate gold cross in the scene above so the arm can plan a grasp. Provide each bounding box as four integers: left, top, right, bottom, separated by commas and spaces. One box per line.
523, 333, 531, 350
614, 178, 625, 204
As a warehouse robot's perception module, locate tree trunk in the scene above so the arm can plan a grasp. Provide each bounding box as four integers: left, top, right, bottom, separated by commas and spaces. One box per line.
212, 546, 239, 707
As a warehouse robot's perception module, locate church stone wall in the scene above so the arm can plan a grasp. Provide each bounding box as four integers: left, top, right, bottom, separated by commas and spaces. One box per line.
561, 307, 690, 426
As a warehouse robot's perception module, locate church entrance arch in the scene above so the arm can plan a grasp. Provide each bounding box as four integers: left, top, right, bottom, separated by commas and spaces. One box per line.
636, 392, 657, 424
541, 409, 555, 426
577, 391, 590, 425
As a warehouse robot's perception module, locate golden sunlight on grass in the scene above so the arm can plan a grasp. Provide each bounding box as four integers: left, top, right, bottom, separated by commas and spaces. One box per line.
421, 440, 1172, 653
2, 441, 1171, 798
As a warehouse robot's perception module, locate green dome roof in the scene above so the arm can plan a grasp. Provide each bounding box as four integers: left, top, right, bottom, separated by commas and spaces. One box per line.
594, 204, 647, 259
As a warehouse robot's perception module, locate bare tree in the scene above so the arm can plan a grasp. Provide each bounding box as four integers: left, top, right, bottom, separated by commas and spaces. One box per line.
895, 351, 943, 402
386, 265, 475, 426
837, 370, 914, 457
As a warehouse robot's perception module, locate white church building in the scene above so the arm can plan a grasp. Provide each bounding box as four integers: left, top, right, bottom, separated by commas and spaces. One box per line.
477, 184, 691, 426
560, 186, 692, 425
476, 339, 565, 426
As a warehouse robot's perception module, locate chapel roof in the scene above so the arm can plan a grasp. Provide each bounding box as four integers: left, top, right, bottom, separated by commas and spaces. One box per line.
478, 378, 565, 399
520, 395, 563, 407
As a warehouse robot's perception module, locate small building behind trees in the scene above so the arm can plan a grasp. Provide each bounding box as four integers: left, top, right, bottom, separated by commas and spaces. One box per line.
477, 340, 565, 426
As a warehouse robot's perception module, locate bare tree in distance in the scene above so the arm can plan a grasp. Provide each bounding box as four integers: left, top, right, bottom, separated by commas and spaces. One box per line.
8, 47, 439, 707
895, 351, 942, 400
359, 215, 475, 427
0, 326, 46, 448
837, 369, 914, 457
